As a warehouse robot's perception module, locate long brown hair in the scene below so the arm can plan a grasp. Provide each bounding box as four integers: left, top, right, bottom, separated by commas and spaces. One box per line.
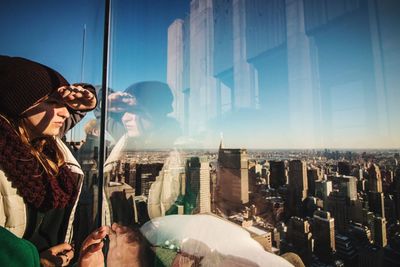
14, 117, 66, 177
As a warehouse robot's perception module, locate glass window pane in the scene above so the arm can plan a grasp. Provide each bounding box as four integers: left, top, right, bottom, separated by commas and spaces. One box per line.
0, 0, 105, 261
105, 1, 400, 266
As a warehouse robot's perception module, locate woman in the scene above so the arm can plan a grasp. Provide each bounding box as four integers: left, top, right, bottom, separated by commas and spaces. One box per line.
0, 55, 97, 266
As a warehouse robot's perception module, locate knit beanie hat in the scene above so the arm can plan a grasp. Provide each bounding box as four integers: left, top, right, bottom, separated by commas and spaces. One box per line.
124, 81, 173, 116
0, 55, 69, 118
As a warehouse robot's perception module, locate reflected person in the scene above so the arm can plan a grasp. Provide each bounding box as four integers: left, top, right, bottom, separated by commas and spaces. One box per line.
105, 81, 181, 150
103, 82, 182, 227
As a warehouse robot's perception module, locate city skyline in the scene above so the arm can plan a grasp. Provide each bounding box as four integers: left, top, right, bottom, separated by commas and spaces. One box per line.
100, 143, 400, 266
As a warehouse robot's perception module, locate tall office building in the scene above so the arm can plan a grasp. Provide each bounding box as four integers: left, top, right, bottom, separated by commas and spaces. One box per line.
186, 157, 211, 213
286, 217, 314, 265
315, 180, 332, 206
287, 160, 308, 217
368, 163, 383, 193
231, 0, 258, 109
167, 19, 185, 125
347, 223, 372, 247
307, 166, 321, 196
346, 224, 379, 266
186, 157, 200, 202
393, 168, 400, 221
384, 194, 396, 223
199, 158, 211, 213
135, 163, 163, 197
188, 0, 219, 134
285, 0, 318, 146
269, 160, 287, 189
349, 198, 364, 224
327, 191, 348, 233
368, 191, 385, 218
248, 161, 259, 193
217, 144, 249, 206
212, 0, 259, 113
288, 160, 308, 199
338, 161, 351, 176
373, 216, 387, 247
338, 175, 358, 201
311, 210, 336, 263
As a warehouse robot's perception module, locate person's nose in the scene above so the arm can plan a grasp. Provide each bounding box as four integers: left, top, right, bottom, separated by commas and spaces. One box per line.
57, 106, 70, 119
122, 112, 137, 123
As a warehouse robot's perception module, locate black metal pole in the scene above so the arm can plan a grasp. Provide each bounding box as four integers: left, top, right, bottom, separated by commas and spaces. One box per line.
97, 0, 111, 227
80, 24, 86, 83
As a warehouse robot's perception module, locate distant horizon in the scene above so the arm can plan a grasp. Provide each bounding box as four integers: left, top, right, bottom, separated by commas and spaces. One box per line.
121, 147, 400, 152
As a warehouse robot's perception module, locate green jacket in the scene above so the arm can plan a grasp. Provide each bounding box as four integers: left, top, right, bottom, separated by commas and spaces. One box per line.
0, 226, 40, 267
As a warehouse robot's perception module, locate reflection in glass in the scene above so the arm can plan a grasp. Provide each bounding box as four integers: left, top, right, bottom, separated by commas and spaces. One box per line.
102, 0, 400, 266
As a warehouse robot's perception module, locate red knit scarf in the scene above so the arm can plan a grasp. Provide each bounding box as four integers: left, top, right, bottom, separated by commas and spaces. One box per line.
0, 116, 78, 212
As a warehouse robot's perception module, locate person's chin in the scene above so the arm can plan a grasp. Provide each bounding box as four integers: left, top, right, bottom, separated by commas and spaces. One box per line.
43, 128, 61, 137
126, 131, 140, 137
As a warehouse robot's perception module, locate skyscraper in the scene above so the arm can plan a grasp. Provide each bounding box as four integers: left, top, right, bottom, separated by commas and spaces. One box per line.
327, 191, 348, 233
368, 191, 385, 218
338, 161, 351, 176
315, 180, 332, 206
368, 163, 383, 193
135, 163, 163, 197
188, 0, 219, 134
269, 160, 287, 189
394, 168, 400, 221
167, 19, 185, 125
338, 175, 357, 201
286, 217, 314, 265
287, 160, 308, 216
288, 160, 308, 199
311, 210, 336, 263
307, 166, 321, 196
217, 144, 249, 206
373, 216, 387, 247
199, 158, 211, 213
186, 157, 211, 213
285, 0, 318, 147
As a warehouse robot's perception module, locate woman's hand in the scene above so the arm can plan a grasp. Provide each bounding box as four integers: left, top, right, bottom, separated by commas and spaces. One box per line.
40, 243, 74, 267
107, 223, 142, 267
107, 92, 136, 113
58, 85, 97, 111
78, 225, 110, 267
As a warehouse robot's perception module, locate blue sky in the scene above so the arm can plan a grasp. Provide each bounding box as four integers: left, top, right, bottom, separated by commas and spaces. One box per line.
0, 0, 105, 84
0, 0, 189, 88
109, 0, 189, 90
1, 0, 399, 148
